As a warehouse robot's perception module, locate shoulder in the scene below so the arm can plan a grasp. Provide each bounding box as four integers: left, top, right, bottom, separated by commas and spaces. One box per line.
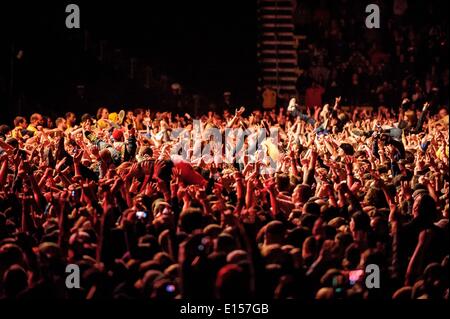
417, 228, 434, 245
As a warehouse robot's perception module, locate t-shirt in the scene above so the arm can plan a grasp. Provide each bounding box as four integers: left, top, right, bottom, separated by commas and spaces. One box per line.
171, 155, 207, 186
26, 124, 38, 136
12, 127, 23, 139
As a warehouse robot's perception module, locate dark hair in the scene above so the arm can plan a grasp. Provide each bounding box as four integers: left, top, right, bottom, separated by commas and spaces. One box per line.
13, 116, 26, 127
65, 112, 75, 119
215, 264, 249, 299
303, 202, 321, 216
134, 108, 144, 116
155, 160, 174, 183
96, 107, 108, 120
351, 211, 371, 232
81, 113, 93, 123
276, 174, 291, 192
140, 146, 153, 158
0, 124, 10, 136
265, 220, 285, 238
179, 208, 203, 233
416, 194, 438, 222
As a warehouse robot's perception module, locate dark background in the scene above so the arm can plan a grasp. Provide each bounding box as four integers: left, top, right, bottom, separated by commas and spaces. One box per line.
0, 1, 257, 121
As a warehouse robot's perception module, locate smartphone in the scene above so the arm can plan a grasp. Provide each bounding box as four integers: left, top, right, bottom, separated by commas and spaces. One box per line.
136, 211, 148, 219
348, 269, 364, 285
165, 284, 176, 293
197, 237, 211, 254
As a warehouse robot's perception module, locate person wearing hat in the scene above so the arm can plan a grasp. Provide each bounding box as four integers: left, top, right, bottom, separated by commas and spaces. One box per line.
84, 123, 137, 168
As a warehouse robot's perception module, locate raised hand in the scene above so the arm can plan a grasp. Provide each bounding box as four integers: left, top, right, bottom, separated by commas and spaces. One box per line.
73, 150, 84, 165
126, 162, 141, 179
334, 96, 341, 108
129, 178, 140, 194
235, 106, 245, 117
263, 176, 277, 193
141, 160, 152, 175
111, 176, 124, 194
170, 167, 182, 195
18, 160, 30, 178
43, 167, 54, 178
55, 157, 67, 173
195, 187, 207, 202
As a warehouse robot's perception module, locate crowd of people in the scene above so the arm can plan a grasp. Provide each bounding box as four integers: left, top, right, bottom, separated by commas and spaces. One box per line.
0, 93, 448, 299
294, 0, 448, 109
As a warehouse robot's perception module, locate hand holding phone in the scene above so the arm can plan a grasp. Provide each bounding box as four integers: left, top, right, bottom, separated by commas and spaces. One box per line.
136, 211, 148, 219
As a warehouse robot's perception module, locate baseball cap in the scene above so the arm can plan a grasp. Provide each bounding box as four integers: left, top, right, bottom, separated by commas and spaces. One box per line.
112, 128, 124, 141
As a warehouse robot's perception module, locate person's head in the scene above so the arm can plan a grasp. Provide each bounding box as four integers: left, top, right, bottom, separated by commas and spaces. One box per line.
0, 125, 10, 139
179, 208, 203, 234
2, 264, 28, 298
412, 193, 437, 222
126, 110, 134, 120
13, 116, 27, 129
343, 243, 361, 270
216, 233, 236, 255
96, 107, 109, 120
302, 236, 317, 259
99, 149, 113, 166
276, 174, 291, 193
350, 211, 371, 236
302, 201, 321, 217
171, 83, 181, 95
360, 248, 385, 272
5, 137, 18, 149
292, 184, 312, 205
30, 113, 43, 126
81, 113, 93, 125
43, 116, 53, 129
215, 264, 249, 299
438, 106, 448, 119
138, 146, 153, 160
422, 263, 446, 298
134, 108, 144, 120
392, 286, 413, 299
150, 278, 178, 299
112, 129, 124, 142
370, 216, 389, 238
55, 117, 67, 131
264, 221, 286, 245
65, 112, 76, 126
403, 110, 417, 127
223, 91, 231, 104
